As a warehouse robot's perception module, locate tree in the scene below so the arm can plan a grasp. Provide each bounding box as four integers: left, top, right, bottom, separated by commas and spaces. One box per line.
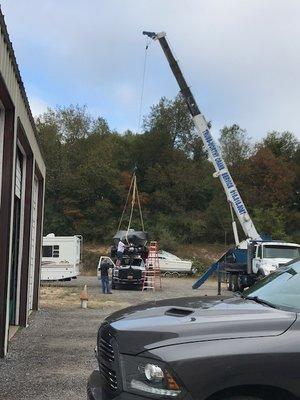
219, 124, 252, 166
262, 131, 299, 161
143, 95, 205, 158
253, 205, 288, 240
238, 147, 296, 209
35, 99, 299, 244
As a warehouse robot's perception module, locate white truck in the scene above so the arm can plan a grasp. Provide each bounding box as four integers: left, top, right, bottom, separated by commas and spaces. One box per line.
143, 31, 300, 289
41, 234, 82, 281
251, 241, 300, 276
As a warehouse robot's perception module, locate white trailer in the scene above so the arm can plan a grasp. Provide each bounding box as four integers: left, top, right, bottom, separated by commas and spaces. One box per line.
41, 234, 82, 281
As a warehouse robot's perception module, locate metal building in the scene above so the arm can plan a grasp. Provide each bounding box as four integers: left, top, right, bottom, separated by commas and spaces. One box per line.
0, 9, 46, 357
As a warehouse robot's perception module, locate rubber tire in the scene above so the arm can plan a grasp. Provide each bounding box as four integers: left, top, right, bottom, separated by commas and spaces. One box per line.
231, 274, 239, 292
87, 387, 95, 400
237, 275, 244, 293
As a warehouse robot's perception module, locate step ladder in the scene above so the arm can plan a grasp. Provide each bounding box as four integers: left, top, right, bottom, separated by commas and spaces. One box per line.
142, 241, 162, 291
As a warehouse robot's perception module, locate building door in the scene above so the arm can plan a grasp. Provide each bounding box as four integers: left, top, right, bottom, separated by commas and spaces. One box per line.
27, 176, 38, 311
9, 151, 23, 325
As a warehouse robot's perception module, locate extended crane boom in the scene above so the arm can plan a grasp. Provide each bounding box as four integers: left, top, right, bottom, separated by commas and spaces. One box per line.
143, 31, 260, 243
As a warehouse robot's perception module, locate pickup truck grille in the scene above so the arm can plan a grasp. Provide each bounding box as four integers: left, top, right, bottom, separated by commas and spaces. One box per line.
99, 362, 118, 391
98, 335, 114, 362
97, 325, 118, 392
118, 268, 142, 280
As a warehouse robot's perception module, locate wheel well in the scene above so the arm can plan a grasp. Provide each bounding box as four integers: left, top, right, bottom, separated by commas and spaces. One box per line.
206, 384, 296, 400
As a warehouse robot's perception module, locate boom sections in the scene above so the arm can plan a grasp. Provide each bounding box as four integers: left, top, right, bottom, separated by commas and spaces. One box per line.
143, 31, 260, 240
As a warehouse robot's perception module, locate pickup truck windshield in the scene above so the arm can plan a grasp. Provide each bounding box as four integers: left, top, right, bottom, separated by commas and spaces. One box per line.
263, 245, 300, 259
244, 258, 300, 311
122, 258, 143, 267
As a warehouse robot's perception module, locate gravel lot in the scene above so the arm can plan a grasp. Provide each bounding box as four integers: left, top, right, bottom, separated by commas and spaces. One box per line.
0, 276, 227, 400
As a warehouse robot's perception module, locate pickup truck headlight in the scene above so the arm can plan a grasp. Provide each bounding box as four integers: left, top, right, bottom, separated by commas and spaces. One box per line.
120, 355, 182, 398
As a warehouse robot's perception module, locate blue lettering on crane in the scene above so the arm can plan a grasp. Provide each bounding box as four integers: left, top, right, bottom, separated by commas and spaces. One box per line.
231, 189, 247, 215
203, 130, 247, 216
203, 130, 225, 171
221, 172, 234, 189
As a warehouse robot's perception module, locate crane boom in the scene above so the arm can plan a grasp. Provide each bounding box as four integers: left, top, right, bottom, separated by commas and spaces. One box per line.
143, 31, 260, 242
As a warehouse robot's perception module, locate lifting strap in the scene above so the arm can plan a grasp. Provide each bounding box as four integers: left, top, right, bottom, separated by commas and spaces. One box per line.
117, 172, 145, 239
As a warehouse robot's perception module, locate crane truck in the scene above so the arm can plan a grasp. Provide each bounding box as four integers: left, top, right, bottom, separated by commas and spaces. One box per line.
143, 31, 300, 291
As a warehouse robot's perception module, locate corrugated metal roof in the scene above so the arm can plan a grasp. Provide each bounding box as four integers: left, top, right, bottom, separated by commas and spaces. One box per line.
0, 6, 42, 151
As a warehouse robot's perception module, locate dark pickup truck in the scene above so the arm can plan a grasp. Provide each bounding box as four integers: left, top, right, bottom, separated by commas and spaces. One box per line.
88, 257, 300, 400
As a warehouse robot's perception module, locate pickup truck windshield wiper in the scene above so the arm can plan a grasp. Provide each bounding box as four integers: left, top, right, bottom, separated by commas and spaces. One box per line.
243, 295, 278, 309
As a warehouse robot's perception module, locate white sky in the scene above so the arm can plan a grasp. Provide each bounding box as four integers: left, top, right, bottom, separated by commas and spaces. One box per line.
1, 0, 300, 140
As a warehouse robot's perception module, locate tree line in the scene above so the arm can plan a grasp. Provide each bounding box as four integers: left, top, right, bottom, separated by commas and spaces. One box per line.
36, 96, 300, 249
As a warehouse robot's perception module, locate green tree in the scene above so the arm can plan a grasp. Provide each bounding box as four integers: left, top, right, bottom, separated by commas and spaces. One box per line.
143, 95, 205, 158
262, 131, 299, 161
35, 99, 299, 245
219, 124, 252, 166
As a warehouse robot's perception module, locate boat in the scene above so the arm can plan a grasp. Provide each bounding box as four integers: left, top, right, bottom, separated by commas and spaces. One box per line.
158, 250, 193, 276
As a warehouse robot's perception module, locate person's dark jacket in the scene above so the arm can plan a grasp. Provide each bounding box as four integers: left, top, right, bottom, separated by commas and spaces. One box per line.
100, 262, 111, 278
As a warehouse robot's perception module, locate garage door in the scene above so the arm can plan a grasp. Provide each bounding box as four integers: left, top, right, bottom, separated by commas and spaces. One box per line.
27, 176, 38, 311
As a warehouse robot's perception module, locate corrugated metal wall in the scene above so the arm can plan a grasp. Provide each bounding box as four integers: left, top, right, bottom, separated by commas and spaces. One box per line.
0, 11, 46, 357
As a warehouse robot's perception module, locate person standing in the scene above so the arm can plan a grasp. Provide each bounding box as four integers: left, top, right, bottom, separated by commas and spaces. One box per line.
100, 260, 113, 294
116, 239, 126, 267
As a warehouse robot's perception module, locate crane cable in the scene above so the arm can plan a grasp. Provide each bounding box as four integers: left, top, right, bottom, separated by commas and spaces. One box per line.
137, 36, 151, 132
136, 184, 145, 232
117, 174, 135, 232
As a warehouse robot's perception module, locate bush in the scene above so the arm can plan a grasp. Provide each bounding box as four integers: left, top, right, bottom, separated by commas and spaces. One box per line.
81, 249, 99, 275
152, 228, 178, 252
191, 257, 210, 276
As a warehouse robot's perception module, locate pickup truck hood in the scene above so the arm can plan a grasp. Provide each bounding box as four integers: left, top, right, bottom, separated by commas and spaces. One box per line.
106, 296, 296, 355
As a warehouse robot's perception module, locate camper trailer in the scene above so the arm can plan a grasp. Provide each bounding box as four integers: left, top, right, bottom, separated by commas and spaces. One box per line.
41, 234, 82, 281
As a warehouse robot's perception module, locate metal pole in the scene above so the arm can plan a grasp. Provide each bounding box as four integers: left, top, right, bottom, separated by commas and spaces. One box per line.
217, 263, 221, 295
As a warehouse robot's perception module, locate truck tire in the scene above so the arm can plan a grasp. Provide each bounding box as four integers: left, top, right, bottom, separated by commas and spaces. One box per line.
231, 274, 239, 292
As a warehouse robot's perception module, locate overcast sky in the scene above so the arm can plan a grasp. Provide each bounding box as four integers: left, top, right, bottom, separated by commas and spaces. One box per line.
1, 0, 300, 140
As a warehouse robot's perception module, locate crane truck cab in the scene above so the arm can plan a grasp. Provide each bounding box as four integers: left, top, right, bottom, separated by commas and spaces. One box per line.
226, 240, 300, 292
250, 241, 300, 277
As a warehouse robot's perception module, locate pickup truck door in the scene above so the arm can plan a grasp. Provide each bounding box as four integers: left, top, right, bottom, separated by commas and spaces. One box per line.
97, 256, 116, 278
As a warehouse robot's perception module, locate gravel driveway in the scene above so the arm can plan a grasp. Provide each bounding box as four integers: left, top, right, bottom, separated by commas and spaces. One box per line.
0, 276, 227, 400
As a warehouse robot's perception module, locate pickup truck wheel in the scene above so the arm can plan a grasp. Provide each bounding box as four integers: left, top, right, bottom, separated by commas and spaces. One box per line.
87, 387, 95, 400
